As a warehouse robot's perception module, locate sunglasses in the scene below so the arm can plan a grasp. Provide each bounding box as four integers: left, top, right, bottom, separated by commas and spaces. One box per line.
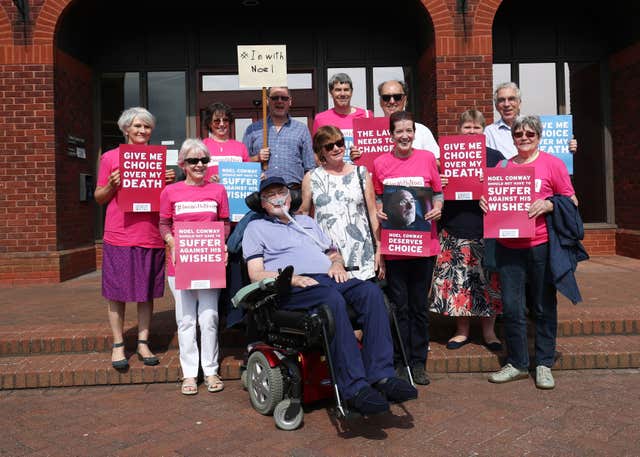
211, 118, 229, 125
381, 93, 405, 102
184, 156, 210, 165
269, 95, 291, 102
322, 138, 345, 152
513, 130, 537, 139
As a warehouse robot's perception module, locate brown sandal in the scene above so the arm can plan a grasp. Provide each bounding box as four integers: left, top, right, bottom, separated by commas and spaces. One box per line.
204, 374, 224, 393
181, 377, 198, 395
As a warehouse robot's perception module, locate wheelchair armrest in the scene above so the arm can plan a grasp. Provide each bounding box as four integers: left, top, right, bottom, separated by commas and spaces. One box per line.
231, 265, 295, 310
231, 278, 277, 310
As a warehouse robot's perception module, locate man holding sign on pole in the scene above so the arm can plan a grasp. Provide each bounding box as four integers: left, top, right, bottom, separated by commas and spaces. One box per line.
243, 86, 315, 185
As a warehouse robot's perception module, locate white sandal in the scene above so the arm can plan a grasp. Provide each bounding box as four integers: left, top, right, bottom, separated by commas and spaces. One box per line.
181, 377, 198, 395
204, 374, 224, 393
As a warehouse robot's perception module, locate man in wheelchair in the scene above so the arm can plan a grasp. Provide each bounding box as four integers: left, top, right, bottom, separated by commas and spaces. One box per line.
242, 176, 418, 415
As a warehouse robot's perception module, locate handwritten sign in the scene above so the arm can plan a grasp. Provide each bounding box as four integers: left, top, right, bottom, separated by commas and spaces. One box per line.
483, 167, 535, 239
219, 162, 261, 222
237, 45, 287, 88
352, 117, 394, 173
174, 221, 226, 290
439, 134, 485, 200
118, 145, 166, 212
540, 115, 573, 174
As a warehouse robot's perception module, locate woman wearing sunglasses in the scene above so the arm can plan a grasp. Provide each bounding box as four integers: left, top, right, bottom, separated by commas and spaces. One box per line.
95, 107, 175, 371
372, 111, 443, 385
480, 115, 578, 390
160, 139, 230, 395
300, 126, 383, 283
202, 102, 251, 183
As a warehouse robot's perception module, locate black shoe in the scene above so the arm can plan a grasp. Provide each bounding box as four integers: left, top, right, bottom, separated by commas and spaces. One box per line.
446, 337, 470, 350
136, 340, 159, 366
111, 342, 129, 370
484, 341, 503, 352
411, 364, 431, 386
348, 386, 390, 415
375, 377, 418, 403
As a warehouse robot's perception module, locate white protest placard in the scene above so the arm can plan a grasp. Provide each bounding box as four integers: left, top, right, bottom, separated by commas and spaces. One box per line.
237, 45, 287, 88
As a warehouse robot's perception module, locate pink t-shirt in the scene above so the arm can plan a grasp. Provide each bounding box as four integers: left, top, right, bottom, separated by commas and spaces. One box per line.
202, 138, 250, 181
97, 148, 164, 248
373, 149, 443, 258
498, 151, 575, 249
159, 181, 230, 276
312, 107, 372, 134
313, 107, 372, 163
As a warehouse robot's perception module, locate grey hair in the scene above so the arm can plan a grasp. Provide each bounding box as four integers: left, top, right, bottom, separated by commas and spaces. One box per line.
117, 107, 156, 138
328, 73, 353, 91
177, 138, 211, 167
511, 115, 542, 138
458, 109, 486, 129
266, 86, 290, 96
493, 82, 521, 104
377, 80, 409, 96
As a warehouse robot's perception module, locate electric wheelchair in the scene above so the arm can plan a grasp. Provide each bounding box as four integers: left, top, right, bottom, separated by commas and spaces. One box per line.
229, 187, 413, 430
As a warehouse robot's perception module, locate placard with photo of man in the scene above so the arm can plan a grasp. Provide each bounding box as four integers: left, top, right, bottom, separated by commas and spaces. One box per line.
380, 185, 433, 256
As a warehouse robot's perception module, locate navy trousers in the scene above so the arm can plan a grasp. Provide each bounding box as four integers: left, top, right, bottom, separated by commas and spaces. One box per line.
497, 242, 558, 369
282, 275, 395, 400
385, 257, 434, 366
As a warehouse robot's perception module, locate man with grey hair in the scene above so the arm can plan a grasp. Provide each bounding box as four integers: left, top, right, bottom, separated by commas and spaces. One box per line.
312, 73, 372, 163
377, 80, 440, 160
485, 82, 577, 159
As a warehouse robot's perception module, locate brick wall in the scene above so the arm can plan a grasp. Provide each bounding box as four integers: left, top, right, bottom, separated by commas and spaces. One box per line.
54, 50, 95, 251
583, 229, 616, 256
610, 42, 640, 258
610, 43, 640, 231
0, 63, 57, 255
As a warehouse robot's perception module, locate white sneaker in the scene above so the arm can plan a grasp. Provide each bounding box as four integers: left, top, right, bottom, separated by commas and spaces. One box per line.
535, 365, 555, 389
488, 363, 529, 384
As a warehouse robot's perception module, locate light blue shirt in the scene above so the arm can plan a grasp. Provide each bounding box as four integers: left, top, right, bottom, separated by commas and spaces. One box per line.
484, 118, 517, 159
242, 215, 332, 275
243, 115, 315, 185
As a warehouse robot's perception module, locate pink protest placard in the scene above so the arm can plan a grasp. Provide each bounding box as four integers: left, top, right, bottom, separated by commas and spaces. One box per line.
352, 117, 394, 173
118, 144, 166, 212
439, 134, 485, 200
380, 230, 431, 257
483, 167, 535, 239
379, 185, 433, 257
174, 221, 226, 290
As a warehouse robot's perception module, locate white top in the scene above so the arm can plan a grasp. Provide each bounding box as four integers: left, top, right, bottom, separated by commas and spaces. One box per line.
413, 122, 440, 159
484, 118, 517, 159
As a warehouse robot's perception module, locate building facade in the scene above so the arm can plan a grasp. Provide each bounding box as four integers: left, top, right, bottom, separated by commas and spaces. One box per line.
0, 0, 638, 284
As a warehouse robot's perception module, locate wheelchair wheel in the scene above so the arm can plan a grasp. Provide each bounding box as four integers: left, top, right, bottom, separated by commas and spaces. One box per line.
246, 352, 284, 415
273, 399, 303, 431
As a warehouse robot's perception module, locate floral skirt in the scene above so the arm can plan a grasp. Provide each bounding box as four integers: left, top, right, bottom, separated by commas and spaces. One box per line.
429, 230, 502, 317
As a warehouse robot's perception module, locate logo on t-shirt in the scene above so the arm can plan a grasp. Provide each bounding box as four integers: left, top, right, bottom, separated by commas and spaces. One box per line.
383, 176, 425, 187
175, 201, 218, 215
211, 155, 243, 166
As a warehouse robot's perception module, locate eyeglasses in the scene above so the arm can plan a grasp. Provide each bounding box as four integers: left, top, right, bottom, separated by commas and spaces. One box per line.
211, 118, 229, 125
398, 197, 415, 207
322, 138, 345, 152
269, 95, 291, 102
184, 156, 211, 165
513, 130, 537, 139
381, 94, 405, 102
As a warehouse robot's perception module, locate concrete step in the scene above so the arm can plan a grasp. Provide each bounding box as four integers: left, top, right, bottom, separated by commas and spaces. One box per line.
1, 334, 638, 390
1, 313, 638, 357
